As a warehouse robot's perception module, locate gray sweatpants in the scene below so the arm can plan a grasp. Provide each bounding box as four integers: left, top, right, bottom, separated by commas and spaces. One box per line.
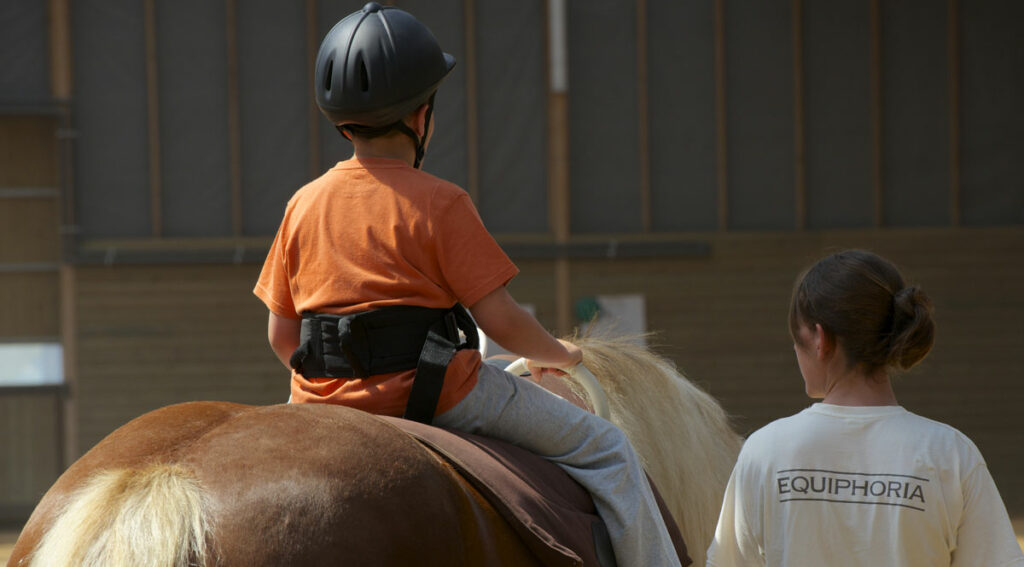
433, 362, 683, 567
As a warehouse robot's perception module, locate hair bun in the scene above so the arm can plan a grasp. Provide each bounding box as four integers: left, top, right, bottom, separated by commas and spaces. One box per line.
887, 285, 935, 370
894, 286, 916, 303
892, 286, 917, 317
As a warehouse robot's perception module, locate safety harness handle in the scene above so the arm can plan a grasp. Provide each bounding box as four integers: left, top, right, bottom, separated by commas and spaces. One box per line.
504, 358, 612, 420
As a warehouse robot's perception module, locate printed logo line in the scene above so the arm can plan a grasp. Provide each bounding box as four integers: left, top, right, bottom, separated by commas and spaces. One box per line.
777, 468, 930, 482
780, 497, 926, 512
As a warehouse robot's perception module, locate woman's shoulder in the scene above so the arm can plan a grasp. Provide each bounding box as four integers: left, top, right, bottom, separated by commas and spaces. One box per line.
737, 409, 819, 458
894, 409, 984, 457
741, 404, 978, 450
760, 405, 983, 462
747, 406, 820, 436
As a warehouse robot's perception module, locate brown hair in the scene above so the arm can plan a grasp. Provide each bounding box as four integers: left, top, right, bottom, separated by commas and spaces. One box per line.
789, 249, 935, 372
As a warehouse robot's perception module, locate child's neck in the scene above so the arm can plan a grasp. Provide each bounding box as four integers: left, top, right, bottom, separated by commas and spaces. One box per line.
352, 136, 417, 167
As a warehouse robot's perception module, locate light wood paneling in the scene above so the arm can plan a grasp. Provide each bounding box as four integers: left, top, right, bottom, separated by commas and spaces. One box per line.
565, 227, 1024, 514
0, 117, 58, 187
60, 228, 1024, 519
0, 394, 61, 508
0, 273, 59, 338
0, 198, 59, 263
73, 264, 281, 452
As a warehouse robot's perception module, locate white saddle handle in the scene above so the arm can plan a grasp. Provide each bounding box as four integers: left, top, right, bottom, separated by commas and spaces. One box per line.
504, 358, 611, 420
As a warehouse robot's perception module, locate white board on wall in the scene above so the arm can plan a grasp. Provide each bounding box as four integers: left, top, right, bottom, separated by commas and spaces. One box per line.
583, 294, 647, 346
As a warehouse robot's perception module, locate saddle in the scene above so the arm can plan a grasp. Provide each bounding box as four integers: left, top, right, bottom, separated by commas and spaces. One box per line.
384, 416, 692, 567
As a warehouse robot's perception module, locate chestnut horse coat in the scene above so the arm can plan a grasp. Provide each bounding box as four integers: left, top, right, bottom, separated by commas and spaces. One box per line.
10, 401, 689, 566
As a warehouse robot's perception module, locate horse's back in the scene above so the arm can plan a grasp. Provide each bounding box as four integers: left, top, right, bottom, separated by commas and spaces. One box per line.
187, 403, 539, 566
11, 402, 541, 567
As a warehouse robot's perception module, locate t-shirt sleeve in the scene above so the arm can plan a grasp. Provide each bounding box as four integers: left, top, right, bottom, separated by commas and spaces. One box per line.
706, 451, 767, 567
950, 461, 1024, 567
433, 192, 519, 307
254, 212, 300, 319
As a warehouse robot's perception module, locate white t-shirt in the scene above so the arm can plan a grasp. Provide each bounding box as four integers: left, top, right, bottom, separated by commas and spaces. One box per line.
707, 404, 1024, 567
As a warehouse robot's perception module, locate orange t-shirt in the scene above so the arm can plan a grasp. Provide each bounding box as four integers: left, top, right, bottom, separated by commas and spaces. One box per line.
254, 156, 519, 416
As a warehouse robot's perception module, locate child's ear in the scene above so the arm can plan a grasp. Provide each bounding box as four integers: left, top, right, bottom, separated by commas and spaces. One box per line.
410, 104, 430, 137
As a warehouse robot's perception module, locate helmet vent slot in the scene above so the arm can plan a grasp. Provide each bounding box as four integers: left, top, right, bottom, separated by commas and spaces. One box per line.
324, 60, 334, 92
359, 60, 370, 92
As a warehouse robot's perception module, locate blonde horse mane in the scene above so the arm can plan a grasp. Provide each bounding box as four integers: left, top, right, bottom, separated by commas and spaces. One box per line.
567, 332, 743, 567
30, 464, 212, 567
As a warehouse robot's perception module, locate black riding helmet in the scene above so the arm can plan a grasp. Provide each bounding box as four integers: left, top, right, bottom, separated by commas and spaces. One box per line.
315, 2, 456, 168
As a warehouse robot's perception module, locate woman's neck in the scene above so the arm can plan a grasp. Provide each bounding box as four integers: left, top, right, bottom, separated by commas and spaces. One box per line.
820, 364, 899, 406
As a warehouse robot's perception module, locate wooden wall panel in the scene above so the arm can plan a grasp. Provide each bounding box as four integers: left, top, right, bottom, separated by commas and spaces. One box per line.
73, 264, 283, 452
0, 116, 58, 187
0, 273, 59, 338
567, 227, 1024, 514
0, 115, 64, 524
62, 228, 1024, 517
505, 259, 559, 329
0, 197, 59, 263
0, 393, 61, 519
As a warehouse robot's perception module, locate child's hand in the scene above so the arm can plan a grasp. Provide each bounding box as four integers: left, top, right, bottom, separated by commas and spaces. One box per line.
526, 340, 583, 377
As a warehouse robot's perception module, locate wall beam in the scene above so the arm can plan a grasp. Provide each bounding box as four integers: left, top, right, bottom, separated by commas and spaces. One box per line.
792, 0, 806, 230
49, 0, 77, 465
713, 0, 728, 231
48, 0, 72, 101
307, 0, 321, 178
947, 0, 961, 226
635, 0, 651, 232
225, 0, 243, 236
546, 0, 571, 335
869, 0, 884, 226
144, 0, 162, 237
464, 0, 480, 204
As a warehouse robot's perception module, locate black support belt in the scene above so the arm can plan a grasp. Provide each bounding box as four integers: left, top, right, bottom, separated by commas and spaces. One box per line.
289, 304, 479, 424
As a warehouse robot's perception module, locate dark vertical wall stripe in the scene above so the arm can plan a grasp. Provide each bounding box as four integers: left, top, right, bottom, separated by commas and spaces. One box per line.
238, 0, 309, 235
156, 0, 231, 237
960, 0, 1024, 226
0, 0, 50, 101
72, 0, 150, 237
475, 0, 547, 233
881, 0, 949, 227
647, 1, 717, 232
400, 0, 468, 188
793, 0, 807, 230
315, 1, 365, 173
725, 1, 795, 230
568, 0, 642, 234
803, 0, 872, 229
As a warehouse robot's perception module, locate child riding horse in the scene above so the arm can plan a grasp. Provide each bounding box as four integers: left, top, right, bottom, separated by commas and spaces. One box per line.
254, 4, 682, 566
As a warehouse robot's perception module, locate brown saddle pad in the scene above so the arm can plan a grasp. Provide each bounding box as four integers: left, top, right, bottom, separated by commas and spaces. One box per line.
383, 417, 691, 567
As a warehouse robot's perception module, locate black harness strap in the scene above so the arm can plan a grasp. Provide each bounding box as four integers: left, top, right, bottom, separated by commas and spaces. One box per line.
289, 304, 478, 424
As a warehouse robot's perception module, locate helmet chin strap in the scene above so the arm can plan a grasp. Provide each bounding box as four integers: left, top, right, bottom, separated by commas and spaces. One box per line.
394, 93, 435, 169
335, 94, 436, 169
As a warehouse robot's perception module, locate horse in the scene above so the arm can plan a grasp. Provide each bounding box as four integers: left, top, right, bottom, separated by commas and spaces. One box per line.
8, 333, 742, 567
533, 334, 744, 567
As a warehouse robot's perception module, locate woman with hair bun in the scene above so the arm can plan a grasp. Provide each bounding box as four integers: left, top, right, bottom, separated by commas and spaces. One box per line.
706, 249, 1023, 567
